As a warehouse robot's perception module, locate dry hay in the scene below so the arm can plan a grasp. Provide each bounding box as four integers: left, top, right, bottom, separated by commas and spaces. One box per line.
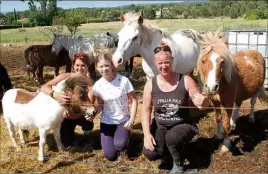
0, 43, 268, 173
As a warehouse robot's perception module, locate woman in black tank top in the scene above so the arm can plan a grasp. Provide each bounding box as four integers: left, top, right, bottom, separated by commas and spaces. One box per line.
141, 42, 210, 173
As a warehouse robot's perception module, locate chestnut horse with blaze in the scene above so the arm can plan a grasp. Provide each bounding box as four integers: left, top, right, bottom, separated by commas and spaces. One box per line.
197, 32, 268, 153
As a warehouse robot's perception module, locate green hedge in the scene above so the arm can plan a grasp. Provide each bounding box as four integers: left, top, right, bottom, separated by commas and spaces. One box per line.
0, 23, 32, 30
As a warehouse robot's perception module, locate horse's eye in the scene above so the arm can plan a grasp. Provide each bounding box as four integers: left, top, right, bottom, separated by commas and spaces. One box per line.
202, 60, 205, 64
132, 36, 138, 41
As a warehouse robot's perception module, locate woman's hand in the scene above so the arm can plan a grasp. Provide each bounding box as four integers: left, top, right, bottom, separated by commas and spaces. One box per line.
63, 110, 81, 119
191, 93, 210, 110
144, 133, 156, 151
84, 114, 95, 122
53, 92, 71, 105
123, 118, 134, 130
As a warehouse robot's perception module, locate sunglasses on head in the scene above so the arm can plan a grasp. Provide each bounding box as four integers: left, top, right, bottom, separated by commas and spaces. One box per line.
154, 45, 172, 54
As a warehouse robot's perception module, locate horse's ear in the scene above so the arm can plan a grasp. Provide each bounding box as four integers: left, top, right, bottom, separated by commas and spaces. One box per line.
120, 14, 125, 22
107, 32, 110, 36
138, 14, 143, 26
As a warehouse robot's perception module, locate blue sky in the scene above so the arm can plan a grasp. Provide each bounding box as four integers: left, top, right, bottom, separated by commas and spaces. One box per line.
1, 1, 182, 13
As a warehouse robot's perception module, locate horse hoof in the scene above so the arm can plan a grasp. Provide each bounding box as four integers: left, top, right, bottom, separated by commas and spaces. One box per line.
220, 145, 229, 154
58, 147, 66, 152
38, 156, 45, 162
230, 120, 236, 130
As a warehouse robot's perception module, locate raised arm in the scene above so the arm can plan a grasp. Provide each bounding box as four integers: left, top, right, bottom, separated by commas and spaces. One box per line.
184, 75, 210, 110
40, 73, 71, 104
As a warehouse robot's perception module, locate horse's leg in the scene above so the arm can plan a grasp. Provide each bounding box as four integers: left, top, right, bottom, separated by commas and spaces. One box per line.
129, 56, 134, 78
53, 127, 64, 152
125, 60, 130, 77
37, 65, 44, 85
249, 93, 258, 123
4, 118, 20, 150
18, 127, 26, 145
27, 71, 31, 81
65, 61, 72, 73
230, 101, 242, 130
38, 128, 47, 162
221, 108, 233, 153
210, 97, 224, 139
54, 67, 60, 77
88, 63, 97, 81
214, 109, 224, 140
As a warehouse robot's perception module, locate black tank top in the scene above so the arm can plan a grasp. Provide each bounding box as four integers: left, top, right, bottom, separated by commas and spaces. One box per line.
152, 74, 190, 129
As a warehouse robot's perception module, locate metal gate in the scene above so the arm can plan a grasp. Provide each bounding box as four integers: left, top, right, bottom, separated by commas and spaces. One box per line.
225, 29, 268, 88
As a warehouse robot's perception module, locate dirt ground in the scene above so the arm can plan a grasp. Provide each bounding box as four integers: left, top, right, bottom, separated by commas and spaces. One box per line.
0, 43, 268, 173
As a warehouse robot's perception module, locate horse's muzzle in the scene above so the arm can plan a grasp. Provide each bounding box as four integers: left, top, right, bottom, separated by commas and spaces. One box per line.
203, 84, 219, 95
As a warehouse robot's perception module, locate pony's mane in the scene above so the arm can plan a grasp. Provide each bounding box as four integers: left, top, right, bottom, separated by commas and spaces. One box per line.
197, 32, 235, 83
89, 34, 115, 48
123, 12, 167, 46
64, 75, 93, 91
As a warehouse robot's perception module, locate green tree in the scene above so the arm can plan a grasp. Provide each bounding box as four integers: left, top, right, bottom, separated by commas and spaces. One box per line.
229, 6, 239, 19
13, 8, 17, 21
143, 6, 156, 19
26, 0, 58, 26
65, 9, 84, 35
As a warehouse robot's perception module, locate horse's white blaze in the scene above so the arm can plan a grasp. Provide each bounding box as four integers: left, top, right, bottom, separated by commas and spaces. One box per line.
207, 52, 220, 91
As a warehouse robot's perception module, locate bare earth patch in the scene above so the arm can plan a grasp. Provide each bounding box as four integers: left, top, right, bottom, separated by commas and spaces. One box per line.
0, 44, 267, 173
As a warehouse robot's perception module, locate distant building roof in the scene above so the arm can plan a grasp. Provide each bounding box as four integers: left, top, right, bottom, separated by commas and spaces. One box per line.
17, 18, 28, 23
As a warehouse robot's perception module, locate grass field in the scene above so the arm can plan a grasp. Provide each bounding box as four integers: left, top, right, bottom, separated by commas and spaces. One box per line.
1, 17, 267, 43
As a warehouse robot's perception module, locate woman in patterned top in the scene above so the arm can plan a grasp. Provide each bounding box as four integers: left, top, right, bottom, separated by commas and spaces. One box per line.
86, 49, 138, 161
141, 42, 210, 173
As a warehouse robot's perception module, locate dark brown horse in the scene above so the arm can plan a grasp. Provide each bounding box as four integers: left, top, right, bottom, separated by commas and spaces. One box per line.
24, 44, 71, 85
0, 62, 13, 103
197, 32, 268, 153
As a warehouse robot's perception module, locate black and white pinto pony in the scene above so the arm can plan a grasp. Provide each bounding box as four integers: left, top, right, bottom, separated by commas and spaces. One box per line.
51, 32, 138, 80
0, 63, 13, 103
51, 33, 115, 80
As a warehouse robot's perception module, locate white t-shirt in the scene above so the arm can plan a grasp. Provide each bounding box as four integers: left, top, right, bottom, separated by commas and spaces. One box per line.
93, 74, 134, 124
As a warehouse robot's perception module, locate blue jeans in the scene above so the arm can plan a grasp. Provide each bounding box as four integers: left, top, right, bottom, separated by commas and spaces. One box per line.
100, 122, 130, 161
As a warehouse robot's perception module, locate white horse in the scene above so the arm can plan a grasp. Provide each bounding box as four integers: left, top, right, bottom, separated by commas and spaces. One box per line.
112, 12, 201, 78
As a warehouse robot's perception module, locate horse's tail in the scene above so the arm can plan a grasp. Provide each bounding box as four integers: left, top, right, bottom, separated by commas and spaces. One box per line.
24, 47, 37, 72
258, 86, 268, 106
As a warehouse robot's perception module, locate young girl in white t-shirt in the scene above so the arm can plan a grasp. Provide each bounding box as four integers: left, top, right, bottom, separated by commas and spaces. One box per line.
86, 49, 138, 161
